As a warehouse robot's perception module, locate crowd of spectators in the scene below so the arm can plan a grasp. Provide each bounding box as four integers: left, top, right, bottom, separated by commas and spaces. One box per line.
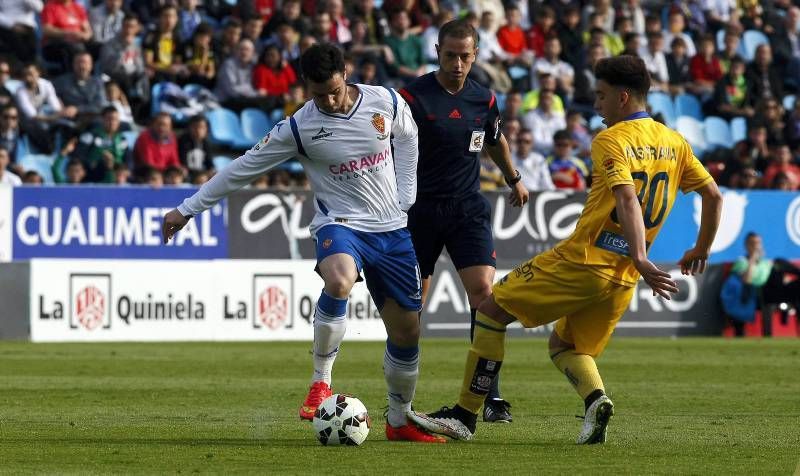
0, 0, 798, 191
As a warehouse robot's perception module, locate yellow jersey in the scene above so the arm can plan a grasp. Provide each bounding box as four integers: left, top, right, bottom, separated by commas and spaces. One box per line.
540, 114, 714, 287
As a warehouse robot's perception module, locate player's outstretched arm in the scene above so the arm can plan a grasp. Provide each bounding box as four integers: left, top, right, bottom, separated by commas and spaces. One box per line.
162, 120, 296, 243
485, 134, 529, 207
391, 94, 419, 211
613, 184, 679, 300
678, 181, 723, 275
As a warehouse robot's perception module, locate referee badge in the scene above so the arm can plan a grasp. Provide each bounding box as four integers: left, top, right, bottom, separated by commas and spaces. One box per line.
371, 113, 389, 140
469, 131, 485, 152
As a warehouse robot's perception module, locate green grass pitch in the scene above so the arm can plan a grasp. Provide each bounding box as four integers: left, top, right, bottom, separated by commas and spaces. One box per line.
1, 338, 799, 475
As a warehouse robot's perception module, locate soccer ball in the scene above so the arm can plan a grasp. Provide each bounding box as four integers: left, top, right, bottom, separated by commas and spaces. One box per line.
312, 394, 370, 446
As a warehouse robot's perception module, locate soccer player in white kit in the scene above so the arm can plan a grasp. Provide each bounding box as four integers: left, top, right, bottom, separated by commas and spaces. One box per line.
161, 43, 445, 443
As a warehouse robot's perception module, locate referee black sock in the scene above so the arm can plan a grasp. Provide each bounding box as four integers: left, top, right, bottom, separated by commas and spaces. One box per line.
471, 307, 502, 401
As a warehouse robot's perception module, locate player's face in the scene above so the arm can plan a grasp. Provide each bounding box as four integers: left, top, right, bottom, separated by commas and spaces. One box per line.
436, 36, 477, 84
594, 79, 626, 127
307, 72, 348, 114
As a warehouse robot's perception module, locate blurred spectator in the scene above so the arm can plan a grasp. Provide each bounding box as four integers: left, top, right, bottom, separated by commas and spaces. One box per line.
311, 11, 333, 43
77, 106, 128, 183
53, 52, 108, 127
265, 0, 310, 37
422, 11, 453, 64
512, 128, 554, 192
666, 37, 692, 95
114, 162, 130, 185
746, 44, 783, 104
99, 14, 149, 114
733, 122, 770, 173
619, 31, 641, 57
731, 165, 761, 189
718, 27, 742, 72
500, 90, 522, 123
178, 114, 213, 174
582, 0, 615, 33
639, 31, 669, 91
0, 60, 12, 108
786, 100, 800, 149
251, 173, 269, 189
164, 165, 185, 185
557, 7, 583, 69
215, 18, 242, 61
671, 0, 707, 39
216, 38, 278, 112
502, 117, 521, 147
349, 55, 381, 86
572, 43, 607, 114
703, 0, 738, 33
762, 143, 800, 190
242, 15, 267, 52
754, 98, 786, 144
0, 0, 42, 65
527, 6, 557, 58
689, 34, 723, 98
769, 6, 800, 92
134, 112, 181, 175
22, 170, 43, 184
238, 0, 275, 25
267, 168, 291, 189
183, 22, 217, 88
663, 11, 696, 58
104, 81, 134, 127
711, 56, 754, 120
0, 146, 22, 186
326, 0, 351, 44
40, 0, 92, 74
547, 129, 588, 190
478, 152, 506, 191
725, 232, 800, 336
384, 9, 425, 82
15, 63, 77, 154
566, 110, 591, 160
191, 169, 210, 185
0, 104, 31, 173
144, 5, 189, 84
740, 0, 765, 32
771, 171, 794, 190
89, 0, 124, 54
522, 89, 566, 156
178, 0, 203, 43
64, 157, 87, 184
531, 37, 574, 100
521, 74, 565, 115
283, 83, 306, 116
143, 166, 164, 187
496, 5, 527, 59
620, 0, 646, 35
267, 22, 301, 64
253, 44, 297, 101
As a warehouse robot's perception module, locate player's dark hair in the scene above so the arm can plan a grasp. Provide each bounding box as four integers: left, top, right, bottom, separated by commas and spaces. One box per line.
594, 55, 651, 100
438, 19, 479, 49
300, 43, 345, 83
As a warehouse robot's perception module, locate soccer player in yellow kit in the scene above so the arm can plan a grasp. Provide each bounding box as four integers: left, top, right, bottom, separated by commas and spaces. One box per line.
408, 55, 723, 444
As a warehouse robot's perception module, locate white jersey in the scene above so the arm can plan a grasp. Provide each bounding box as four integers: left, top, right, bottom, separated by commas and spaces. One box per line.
178, 84, 418, 235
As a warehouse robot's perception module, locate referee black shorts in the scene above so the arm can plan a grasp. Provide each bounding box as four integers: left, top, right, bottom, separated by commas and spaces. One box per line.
406, 193, 496, 279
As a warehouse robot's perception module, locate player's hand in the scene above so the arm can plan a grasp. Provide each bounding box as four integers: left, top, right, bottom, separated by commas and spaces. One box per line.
678, 247, 709, 275
509, 182, 529, 207
162, 208, 189, 244
634, 258, 679, 300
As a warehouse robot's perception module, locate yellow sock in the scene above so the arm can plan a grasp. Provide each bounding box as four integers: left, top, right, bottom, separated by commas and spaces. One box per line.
550, 350, 604, 400
457, 312, 507, 414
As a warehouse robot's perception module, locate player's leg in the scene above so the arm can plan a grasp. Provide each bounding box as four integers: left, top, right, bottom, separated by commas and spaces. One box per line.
299, 226, 362, 420
549, 283, 635, 444
449, 193, 509, 422
362, 228, 444, 443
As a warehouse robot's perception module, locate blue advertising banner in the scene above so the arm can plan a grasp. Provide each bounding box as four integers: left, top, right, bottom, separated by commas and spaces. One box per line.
649, 189, 800, 263
12, 187, 227, 259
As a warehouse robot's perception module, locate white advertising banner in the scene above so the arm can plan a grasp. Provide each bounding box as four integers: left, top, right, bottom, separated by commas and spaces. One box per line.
0, 185, 11, 262
30, 259, 386, 342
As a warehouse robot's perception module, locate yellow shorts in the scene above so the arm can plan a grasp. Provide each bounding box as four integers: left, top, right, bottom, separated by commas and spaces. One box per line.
493, 251, 635, 357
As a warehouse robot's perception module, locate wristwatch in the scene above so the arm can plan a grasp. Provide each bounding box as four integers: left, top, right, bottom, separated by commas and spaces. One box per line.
505, 169, 522, 186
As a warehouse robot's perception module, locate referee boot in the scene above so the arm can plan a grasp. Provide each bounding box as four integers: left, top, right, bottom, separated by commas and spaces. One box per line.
483, 398, 513, 423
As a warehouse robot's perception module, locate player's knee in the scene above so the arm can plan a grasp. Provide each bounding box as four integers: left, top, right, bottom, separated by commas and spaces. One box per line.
324, 277, 354, 299
548, 331, 574, 358
467, 283, 493, 309
385, 317, 420, 347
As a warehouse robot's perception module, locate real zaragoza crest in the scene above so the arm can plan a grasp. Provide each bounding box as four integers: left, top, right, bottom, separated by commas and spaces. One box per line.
371, 113, 389, 140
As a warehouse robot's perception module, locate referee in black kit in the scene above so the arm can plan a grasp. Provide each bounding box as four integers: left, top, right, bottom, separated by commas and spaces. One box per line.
399, 19, 528, 423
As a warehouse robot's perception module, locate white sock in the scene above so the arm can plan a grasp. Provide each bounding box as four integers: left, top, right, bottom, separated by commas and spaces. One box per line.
312, 291, 347, 385
384, 342, 419, 428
